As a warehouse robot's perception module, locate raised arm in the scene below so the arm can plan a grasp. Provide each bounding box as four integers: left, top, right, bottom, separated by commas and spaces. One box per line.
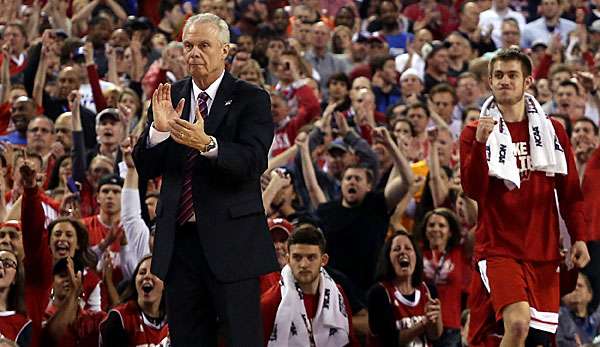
119, 136, 150, 279
32, 32, 52, 107
84, 42, 108, 112
296, 132, 327, 208
1, 44, 10, 104
262, 170, 291, 216
373, 127, 414, 211
427, 133, 449, 208
71, 0, 99, 23
69, 91, 88, 183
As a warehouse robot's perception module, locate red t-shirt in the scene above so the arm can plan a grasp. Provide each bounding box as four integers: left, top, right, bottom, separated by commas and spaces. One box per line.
100, 301, 170, 346
0, 311, 31, 344
372, 281, 433, 347
460, 118, 586, 262
270, 85, 321, 158
422, 247, 464, 329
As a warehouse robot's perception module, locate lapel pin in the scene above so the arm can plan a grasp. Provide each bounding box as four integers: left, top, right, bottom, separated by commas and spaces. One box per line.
225, 100, 232, 106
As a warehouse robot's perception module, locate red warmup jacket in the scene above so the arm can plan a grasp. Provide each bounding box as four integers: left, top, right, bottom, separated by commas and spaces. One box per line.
582, 147, 600, 241
270, 84, 321, 157
460, 118, 586, 262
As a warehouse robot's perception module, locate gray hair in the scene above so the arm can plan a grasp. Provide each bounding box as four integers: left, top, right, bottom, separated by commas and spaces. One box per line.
183, 13, 230, 44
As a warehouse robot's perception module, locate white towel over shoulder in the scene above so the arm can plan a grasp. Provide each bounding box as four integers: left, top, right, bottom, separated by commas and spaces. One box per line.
481, 93, 567, 189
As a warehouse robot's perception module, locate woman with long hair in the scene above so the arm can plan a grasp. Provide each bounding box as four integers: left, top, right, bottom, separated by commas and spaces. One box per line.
100, 255, 169, 346
0, 249, 31, 346
368, 230, 443, 346
416, 208, 465, 346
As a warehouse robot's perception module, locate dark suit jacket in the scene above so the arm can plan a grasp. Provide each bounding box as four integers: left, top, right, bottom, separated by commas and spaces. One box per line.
133, 72, 278, 282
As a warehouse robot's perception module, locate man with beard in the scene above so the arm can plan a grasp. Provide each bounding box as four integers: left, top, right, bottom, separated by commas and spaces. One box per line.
374, 1, 413, 57
315, 127, 413, 299
460, 48, 589, 347
0, 97, 37, 145
260, 224, 360, 347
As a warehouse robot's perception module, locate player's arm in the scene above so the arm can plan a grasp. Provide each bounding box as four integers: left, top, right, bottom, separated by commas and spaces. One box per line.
459, 121, 491, 201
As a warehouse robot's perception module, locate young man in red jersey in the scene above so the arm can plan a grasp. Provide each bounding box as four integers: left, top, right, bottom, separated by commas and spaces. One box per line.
460, 48, 590, 347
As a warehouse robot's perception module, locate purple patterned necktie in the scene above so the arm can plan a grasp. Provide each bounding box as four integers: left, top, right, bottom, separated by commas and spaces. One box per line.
176, 91, 210, 225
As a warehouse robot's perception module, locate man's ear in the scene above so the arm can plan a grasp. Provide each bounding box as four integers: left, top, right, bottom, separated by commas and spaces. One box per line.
222, 43, 230, 60
525, 75, 534, 91
321, 253, 329, 267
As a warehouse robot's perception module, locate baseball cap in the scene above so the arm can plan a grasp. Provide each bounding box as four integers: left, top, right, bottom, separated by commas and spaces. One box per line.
590, 20, 600, 33
131, 16, 154, 31
422, 40, 450, 61
367, 33, 387, 45
268, 218, 293, 240
531, 39, 548, 50
95, 108, 120, 125
327, 138, 349, 154
52, 257, 84, 276
97, 174, 124, 192
0, 220, 21, 231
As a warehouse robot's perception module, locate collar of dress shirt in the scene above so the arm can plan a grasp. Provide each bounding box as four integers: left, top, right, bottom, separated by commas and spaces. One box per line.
192, 69, 225, 105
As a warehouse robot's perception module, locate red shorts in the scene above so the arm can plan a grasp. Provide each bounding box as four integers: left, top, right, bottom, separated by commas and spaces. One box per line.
468, 257, 560, 345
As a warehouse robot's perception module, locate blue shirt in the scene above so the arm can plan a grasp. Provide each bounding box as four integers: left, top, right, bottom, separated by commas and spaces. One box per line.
522, 17, 577, 48
384, 32, 414, 57
0, 131, 26, 145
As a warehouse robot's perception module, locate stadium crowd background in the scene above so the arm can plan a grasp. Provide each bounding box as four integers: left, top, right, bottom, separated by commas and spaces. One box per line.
0, 0, 599, 346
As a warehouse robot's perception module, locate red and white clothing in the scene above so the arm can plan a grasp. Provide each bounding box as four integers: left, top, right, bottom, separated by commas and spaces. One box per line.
460, 118, 585, 342
21, 187, 103, 347
42, 303, 106, 347
100, 301, 170, 347
368, 281, 433, 347
0, 311, 31, 346
423, 247, 464, 330
82, 215, 125, 285
5, 189, 59, 227
460, 118, 586, 262
269, 82, 320, 158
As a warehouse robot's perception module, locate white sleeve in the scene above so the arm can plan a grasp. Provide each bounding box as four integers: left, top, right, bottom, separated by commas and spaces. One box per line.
86, 283, 102, 312
147, 123, 171, 147
120, 188, 151, 280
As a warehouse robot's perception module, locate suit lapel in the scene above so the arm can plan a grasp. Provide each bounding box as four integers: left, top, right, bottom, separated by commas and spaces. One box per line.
205, 72, 235, 135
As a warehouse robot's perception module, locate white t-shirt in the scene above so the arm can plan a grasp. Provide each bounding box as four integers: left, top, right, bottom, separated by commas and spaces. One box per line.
79, 80, 117, 113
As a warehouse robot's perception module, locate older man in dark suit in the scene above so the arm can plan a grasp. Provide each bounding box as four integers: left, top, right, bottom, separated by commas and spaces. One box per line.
133, 13, 278, 347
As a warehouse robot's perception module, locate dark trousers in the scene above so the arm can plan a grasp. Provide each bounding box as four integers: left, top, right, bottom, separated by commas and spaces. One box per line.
165, 223, 263, 347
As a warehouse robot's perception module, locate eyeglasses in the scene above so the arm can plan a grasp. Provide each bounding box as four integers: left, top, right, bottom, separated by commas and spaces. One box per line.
28, 127, 52, 134
0, 258, 17, 269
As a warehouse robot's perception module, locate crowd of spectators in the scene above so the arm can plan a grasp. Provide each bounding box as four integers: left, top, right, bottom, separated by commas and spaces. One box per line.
0, 0, 599, 346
